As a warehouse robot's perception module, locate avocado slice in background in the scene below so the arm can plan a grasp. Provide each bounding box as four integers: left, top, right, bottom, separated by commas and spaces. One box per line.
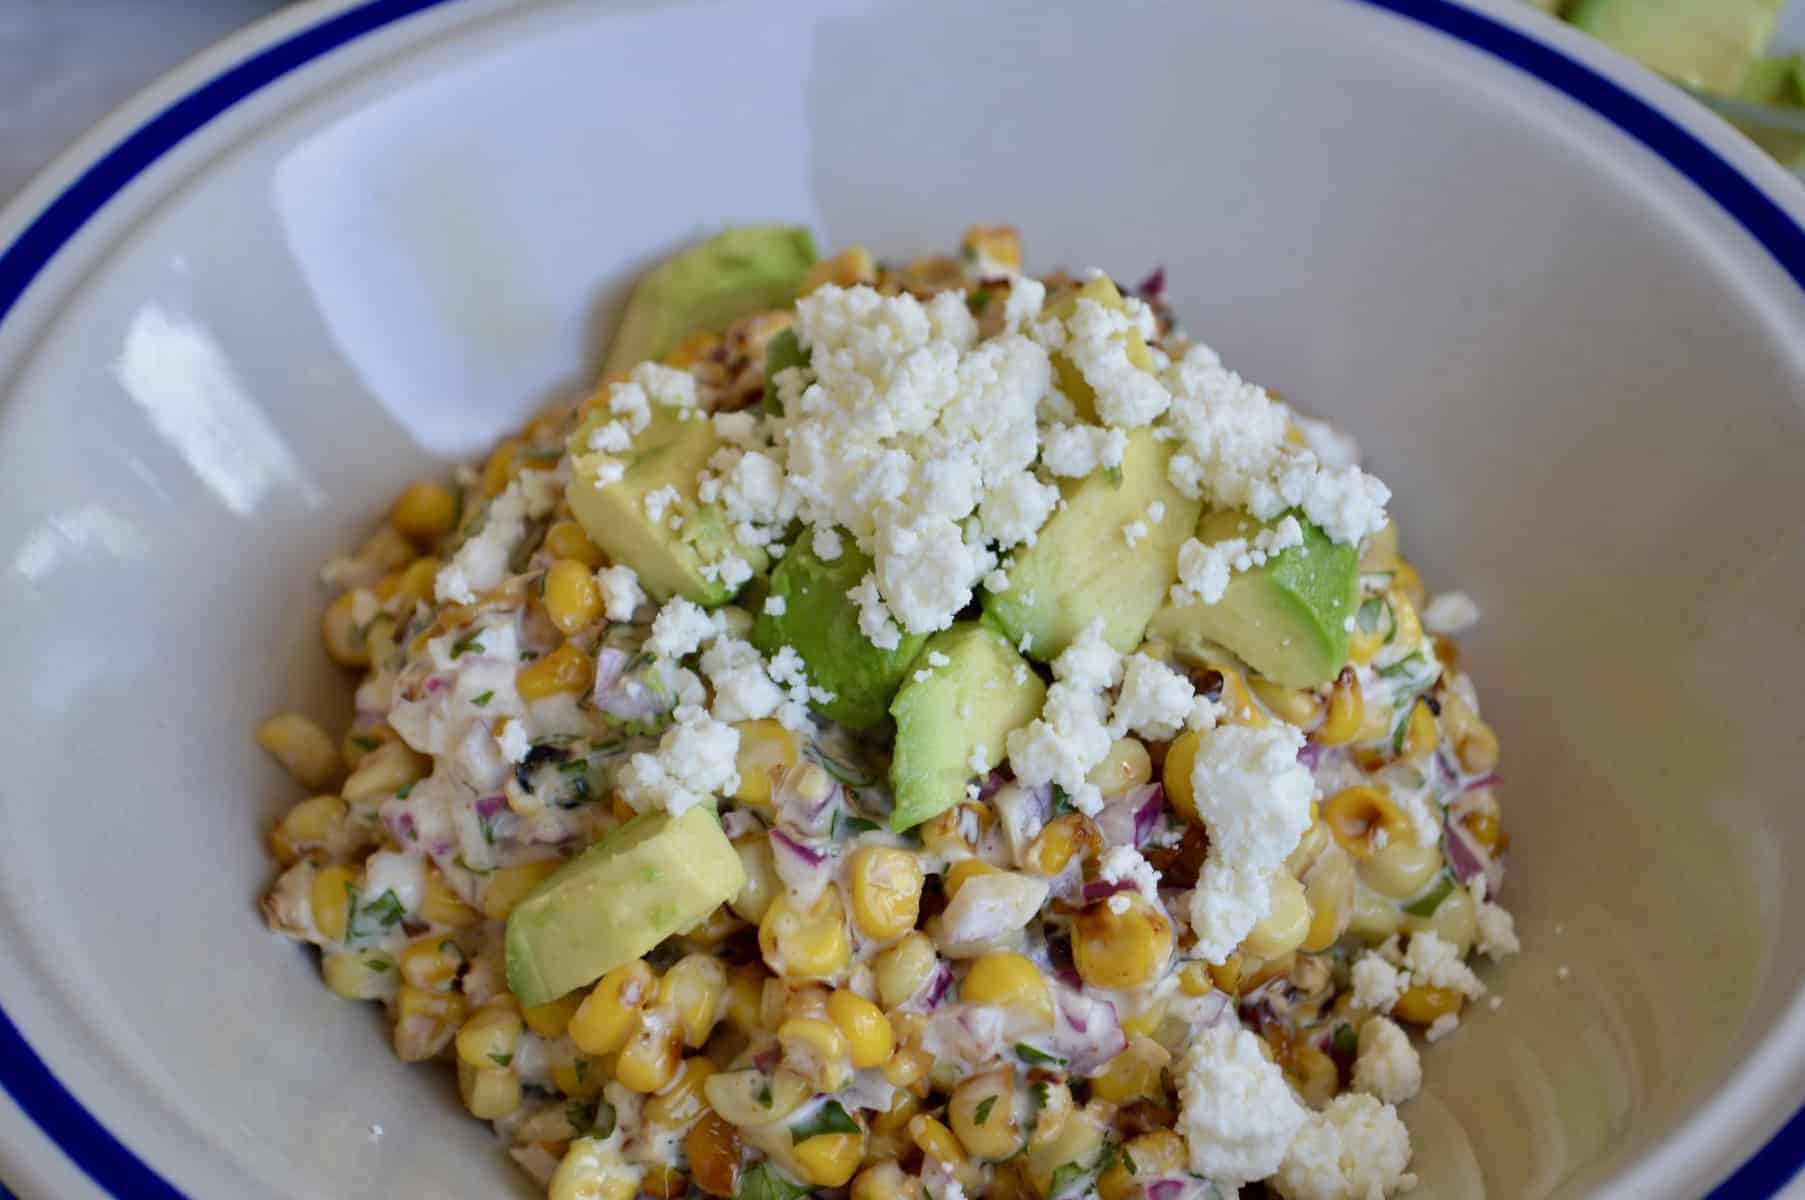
751, 527, 927, 730
889, 623, 1046, 831
505, 805, 745, 1007
602, 225, 817, 378
1145, 509, 1358, 689
567, 403, 767, 606
1566, 0, 1782, 94
983, 429, 1204, 662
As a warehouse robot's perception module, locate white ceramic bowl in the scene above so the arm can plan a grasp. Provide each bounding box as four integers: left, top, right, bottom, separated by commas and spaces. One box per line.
3, 1, 1804, 1196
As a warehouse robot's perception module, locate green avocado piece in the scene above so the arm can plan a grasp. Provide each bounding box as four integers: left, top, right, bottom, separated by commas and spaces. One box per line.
1566, 0, 1782, 94
983, 429, 1204, 662
751, 528, 926, 730
1042, 276, 1155, 424
567, 404, 767, 606
763, 326, 808, 416
505, 805, 745, 1006
889, 623, 1046, 831
1145, 510, 1359, 689
602, 226, 818, 378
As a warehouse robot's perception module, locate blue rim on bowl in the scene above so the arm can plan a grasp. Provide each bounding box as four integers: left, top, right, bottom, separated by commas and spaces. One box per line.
0, 0, 1800, 1196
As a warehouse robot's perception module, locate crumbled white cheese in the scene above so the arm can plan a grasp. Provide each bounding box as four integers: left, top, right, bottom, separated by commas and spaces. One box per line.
1041, 422, 1128, 477
983, 568, 1011, 592
763, 595, 788, 617
848, 572, 901, 651
1005, 620, 1122, 813
633, 361, 698, 409
1122, 520, 1148, 547
617, 704, 740, 816
712, 410, 759, 445
812, 526, 844, 561
1272, 1093, 1416, 1200
1099, 845, 1161, 906
646, 598, 720, 660
698, 637, 785, 724
1175, 1024, 1307, 1187
967, 743, 989, 776
643, 484, 681, 525
1170, 514, 1304, 607
1353, 1017, 1422, 1105
434, 473, 555, 604
586, 419, 632, 453
596, 564, 644, 622
927, 650, 951, 669
1403, 931, 1486, 999
1063, 297, 1171, 428
1475, 898, 1521, 961
1110, 652, 1196, 741
1426, 1013, 1461, 1042
495, 718, 531, 764
979, 471, 1060, 548
1422, 591, 1481, 635
1001, 276, 1046, 329
1350, 953, 1406, 1013
1147, 499, 1166, 523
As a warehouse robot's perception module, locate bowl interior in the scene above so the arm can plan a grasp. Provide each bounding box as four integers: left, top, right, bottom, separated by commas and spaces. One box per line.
3, 1, 1805, 1197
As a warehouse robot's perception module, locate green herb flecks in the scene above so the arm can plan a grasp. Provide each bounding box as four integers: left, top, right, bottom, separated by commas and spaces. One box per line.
1402, 871, 1457, 917
736, 1161, 814, 1200
1015, 1043, 1068, 1068
788, 1098, 859, 1144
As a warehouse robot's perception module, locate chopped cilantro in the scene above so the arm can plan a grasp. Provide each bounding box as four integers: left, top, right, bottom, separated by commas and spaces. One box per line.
1102, 463, 1124, 486
1402, 871, 1456, 917
1015, 1043, 1068, 1068
833, 813, 880, 838
572, 1057, 591, 1084
471, 690, 494, 706
449, 630, 484, 659
808, 745, 877, 789
736, 1162, 814, 1200
519, 649, 539, 662
974, 1096, 997, 1126
1048, 1161, 1092, 1198
366, 956, 392, 973
788, 1098, 859, 1144
349, 734, 379, 752
488, 1052, 512, 1067
346, 888, 405, 941
396, 782, 415, 801
1051, 785, 1074, 816
968, 288, 994, 314
1332, 1023, 1359, 1056
756, 1081, 774, 1108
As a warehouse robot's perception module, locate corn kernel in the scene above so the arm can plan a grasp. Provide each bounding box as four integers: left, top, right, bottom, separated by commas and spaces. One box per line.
341, 740, 427, 805
1323, 785, 1412, 860
962, 225, 1023, 272
1316, 668, 1365, 746
703, 1067, 811, 1126
847, 845, 924, 940
794, 1128, 864, 1188
321, 948, 395, 1000
543, 559, 604, 635
1393, 983, 1464, 1024
523, 993, 582, 1039
1023, 813, 1099, 877
948, 1068, 1023, 1160
910, 1115, 966, 1165
944, 858, 998, 898
517, 642, 596, 701
1163, 729, 1202, 823
458, 1059, 521, 1119
803, 246, 877, 293
732, 719, 800, 807
1242, 872, 1310, 959
391, 983, 465, 1059
658, 953, 728, 1047
779, 1015, 853, 1091
1459, 721, 1501, 774
399, 935, 463, 991
723, 963, 766, 1034
256, 712, 344, 792
1360, 840, 1444, 899
544, 520, 605, 567
1300, 847, 1355, 952
550, 1052, 609, 1099
761, 890, 852, 981
853, 1163, 924, 1200
686, 1112, 742, 1198
643, 1056, 718, 1129
615, 1004, 682, 1093
1089, 1037, 1169, 1103
481, 859, 559, 920
826, 989, 894, 1069
1251, 678, 1324, 728
1086, 737, 1152, 794
1178, 962, 1216, 997
1217, 669, 1270, 728
268, 794, 348, 866
662, 331, 721, 369
420, 866, 482, 929
319, 590, 370, 667
1401, 698, 1439, 760
872, 932, 938, 1009
455, 1003, 524, 1070
309, 865, 357, 942
961, 953, 1053, 1027
570, 960, 656, 1055
480, 437, 523, 497
1072, 894, 1173, 990
730, 836, 780, 924
549, 1137, 636, 1200
390, 481, 457, 544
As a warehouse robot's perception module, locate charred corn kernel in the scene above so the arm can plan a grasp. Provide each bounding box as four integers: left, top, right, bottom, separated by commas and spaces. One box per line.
1301, 847, 1355, 952
847, 845, 924, 940
1163, 728, 1203, 823
396, 982, 465, 1028
570, 961, 656, 1055
420, 867, 481, 928
873, 933, 939, 1009
342, 740, 427, 804
1324, 785, 1412, 860
1242, 871, 1311, 960
910, 1115, 967, 1165
268, 794, 347, 865
662, 330, 721, 369
732, 719, 800, 807
826, 990, 893, 1068
616, 1004, 683, 1093
1023, 812, 1099, 877
704, 1066, 811, 1126
779, 1016, 853, 1091
481, 859, 559, 920
1073, 894, 1173, 990
399, 935, 463, 991
544, 520, 605, 567
1463, 809, 1503, 851
456, 1004, 523, 1069
458, 1058, 521, 1119
804, 246, 877, 293
1361, 840, 1444, 899
949, 1069, 1024, 1160
1347, 887, 1407, 942
1316, 668, 1365, 746
1459, 721, 1500, 774
658, 954, 728, 1047
853, 1163, 924, 1200
518, 642, 596, 701
1087, 737, 1152, 793
1098, 1130, 1187, 1200
1401, 699, 1439, 760
1090, 1037, 1169, 1103
643, 1056, 717, 1129
760, 890, 851, 980
322, 948, 395, 1000
390, 481, 457, 544
920, 802, 984, 859
1289, 1041, 1341, 1109
730, 836, 780, 924
1217, 669, 1269, 727
962, 224, 1023, 272
962, 953, 1053, 1027
794, 1127, 864, 1188
543, 559, 604, 634
944, 858, 998, 898
1251, 678, 1324, 728
321, 590, 370, 667
256, 713, 343, 791
480, 437, 523, 496
1178, 961, 1216, 996
391, 985, 466, 1060
524, 993, 582, 1039
1405, 880, 1478, 954
1393, 983, 1464, 1024
548, 1137, 636, 1200
724, 963, 766, 1034
686, 1112, 743, 1198
310, 865, 357, 942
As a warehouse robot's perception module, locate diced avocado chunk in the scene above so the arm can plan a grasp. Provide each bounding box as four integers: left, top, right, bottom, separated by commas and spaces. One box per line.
505, 805, 745, 1007
602, 225, 818, 377
751, 528, 926, 730
1566, 0, 1782, 94
567, 404, 766, 606
889, 623, 1045, 831
763, 327, 808, 416
1042, 276, 1155, 424
984, 429, 1203, 661
1145, 510, 1359, 689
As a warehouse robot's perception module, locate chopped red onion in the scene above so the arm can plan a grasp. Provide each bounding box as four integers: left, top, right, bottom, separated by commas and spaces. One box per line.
1049, 987, 1125, 1076
912, 962, 954, 1010
1459, 772, 1503, 794
770, 828, 834, 909
476, 794, 508, 821
752, 1045, 781, 1074
1442, 818, 1488, 885
977, 770, 1010, 802
1297, 740, 1323, 769
1135, 267, 1166, 300
1144, 1178, 1215, 1200
718, 809, 764, 840
1080, 879, 1137, 904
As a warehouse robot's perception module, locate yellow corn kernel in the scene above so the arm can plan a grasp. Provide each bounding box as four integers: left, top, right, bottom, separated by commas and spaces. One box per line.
390, 983, 466, 1058
704, 1066, 811, 1126
268, 794, 347, 866
1242, 872, 1311, 959
1316, 668, 1365, 746
399, 935, 463, 991
1089, 1037, 1170, 1104
340, 724, 396, 772
1348, 624, 1385, 667
910, 1115, 967, 1165
962, 225, 1022, 272
517, 642, 596, 702
1463, 808, 1503, 852
309, 865, 357, 942
730, 836, 780, 924
544, 520, 604, 567
481, 859, 559, 921
615, 1004, 683, 1093
724, 963, 766, 1034
1178, 962, 1216, 997
1459, 721, 1500, 774
1217, 669, 1270, 728
570, 960, 656, 1055
1393, 983, 1464, 1025
1251, 678, 1324, 728
686, 1111, 743, 1198
643, 1056, 718, 1130
1360, 840, 1444, 899
550, 1052, 609, 1099
826, 989, 894, 1069
1098, 1130, 1187, 1200
1073, 894, 1173, 991
1391, 561, 1426, 610
341, 740, 428, 805
1300, 846, 1355, 952
549, 1137, 636, 1200
1289, 1041, 1341, 1109
732, 719, 801, 807
944, 858, 998, 898
873, 932, 939, 1010
320, 590, 371, 667
524, 993, 582, 1039
1404, 880, 1478, 954
1389, 589, 1425, 654
1086, 737, 1152, 794
1208, 955, 1243, 994
458, 1058, 521, 1120
256, 713, 343, 791
1023, 813, 1099, 877
1346, 886, 1406, 942
1163, 728, 1203, 823
961, 953, 1053, 1027
1285, 817, 1332, 878
1323, 785, 1413, 861
322, 948, 396, 1000
456, 1004, 524, 1070
760, 890, 852, 981
420, 867, 481, 929
883, 1043, 932, 1089
390, 481, 457, 544
779, 1015, 853, 1091
803, 246, 877, 293
543, 559, 604, 635
657, 953, 728, 1047
480, 437, 523, 497
1120, 994, 1168, 1039
847, 844, 924, 940
919, 802, 985, 859
1401, 699, 1439, 760
662, 331, 721, 369
853, 1163, 924, 1200
949, 1068, 1024, 1160
794, 1127, 865, 1188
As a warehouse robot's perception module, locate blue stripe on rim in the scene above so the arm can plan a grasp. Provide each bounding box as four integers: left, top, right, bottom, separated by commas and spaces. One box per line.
0, 0, 1800, 1195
